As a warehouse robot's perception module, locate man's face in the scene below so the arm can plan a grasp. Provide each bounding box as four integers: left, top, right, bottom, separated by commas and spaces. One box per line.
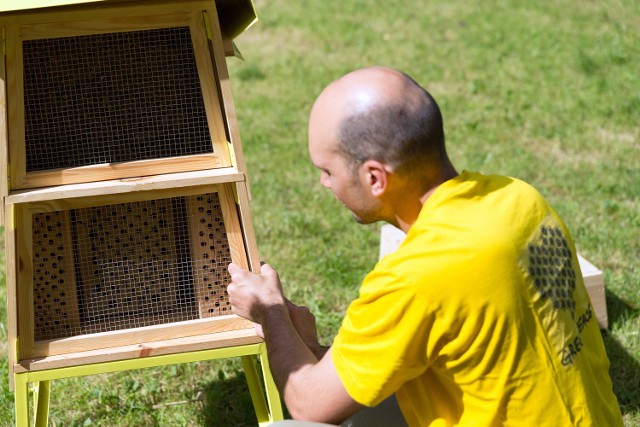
308, 134, 381, 224
307, 80, 386, 224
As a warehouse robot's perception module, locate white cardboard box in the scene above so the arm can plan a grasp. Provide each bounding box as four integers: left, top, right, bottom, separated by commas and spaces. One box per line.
379, 224, 607, 329
577, 254, 608, 329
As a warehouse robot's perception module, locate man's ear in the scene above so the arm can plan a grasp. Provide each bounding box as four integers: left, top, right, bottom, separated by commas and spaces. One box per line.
362, 159, 392, 197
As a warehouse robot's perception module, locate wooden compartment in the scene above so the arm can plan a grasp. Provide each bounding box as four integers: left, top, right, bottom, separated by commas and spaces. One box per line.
2, 1, 234, 189
10, 182, 256, 363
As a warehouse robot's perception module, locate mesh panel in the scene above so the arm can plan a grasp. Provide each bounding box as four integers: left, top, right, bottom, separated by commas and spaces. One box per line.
23, 27, 214, 172
32, 192, 233, 341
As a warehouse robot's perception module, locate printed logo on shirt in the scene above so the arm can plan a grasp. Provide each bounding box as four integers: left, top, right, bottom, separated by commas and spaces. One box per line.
527, 225, 577, 314
522, 219, 596, 367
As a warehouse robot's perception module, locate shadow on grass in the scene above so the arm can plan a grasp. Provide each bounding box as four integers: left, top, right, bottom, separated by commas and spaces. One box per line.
602, 290, 640, 415
200, 372, 262, 427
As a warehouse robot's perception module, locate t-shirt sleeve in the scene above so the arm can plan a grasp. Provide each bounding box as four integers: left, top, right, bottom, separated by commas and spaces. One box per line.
331, 262, 438, 406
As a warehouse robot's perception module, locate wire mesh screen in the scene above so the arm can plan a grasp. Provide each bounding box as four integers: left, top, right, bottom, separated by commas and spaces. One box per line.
22, 26, 215, 173
32, 192, 234, 341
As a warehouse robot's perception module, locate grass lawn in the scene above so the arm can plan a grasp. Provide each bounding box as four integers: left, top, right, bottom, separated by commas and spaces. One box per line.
1, 0, 639, 425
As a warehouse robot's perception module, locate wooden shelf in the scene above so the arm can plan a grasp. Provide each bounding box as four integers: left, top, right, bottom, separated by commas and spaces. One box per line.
15, 326, 261, 373
6, 167, 245, 204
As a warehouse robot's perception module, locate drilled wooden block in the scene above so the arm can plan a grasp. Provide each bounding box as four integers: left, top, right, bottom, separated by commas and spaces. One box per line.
29, 192, 234, 341
32, 210, 80, 341
187, 192, 233, 318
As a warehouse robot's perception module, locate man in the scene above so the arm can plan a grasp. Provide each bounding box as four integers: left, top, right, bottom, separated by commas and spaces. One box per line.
227, 67, 622, 426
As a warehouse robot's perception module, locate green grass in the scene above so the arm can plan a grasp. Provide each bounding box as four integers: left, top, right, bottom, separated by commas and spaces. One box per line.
1, 0, 639, 424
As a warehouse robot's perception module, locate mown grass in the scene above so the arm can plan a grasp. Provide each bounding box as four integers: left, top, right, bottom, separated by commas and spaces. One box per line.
1, 0, 639, 425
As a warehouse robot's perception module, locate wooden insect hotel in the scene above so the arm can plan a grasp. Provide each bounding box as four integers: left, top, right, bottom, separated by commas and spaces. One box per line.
0, 0, 282, 424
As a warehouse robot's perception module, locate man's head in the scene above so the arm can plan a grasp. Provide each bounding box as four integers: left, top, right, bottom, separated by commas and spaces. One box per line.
308, 67, 453, 225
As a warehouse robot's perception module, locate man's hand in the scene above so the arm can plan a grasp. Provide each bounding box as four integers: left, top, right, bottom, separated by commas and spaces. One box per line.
228, 263, 360, 422
227, 262, 286, 325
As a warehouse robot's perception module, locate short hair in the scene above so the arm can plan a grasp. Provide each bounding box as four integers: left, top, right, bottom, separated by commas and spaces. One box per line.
337, 78, 446, 178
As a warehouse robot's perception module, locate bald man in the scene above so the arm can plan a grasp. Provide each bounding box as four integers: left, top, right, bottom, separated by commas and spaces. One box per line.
228, 67, 622, 426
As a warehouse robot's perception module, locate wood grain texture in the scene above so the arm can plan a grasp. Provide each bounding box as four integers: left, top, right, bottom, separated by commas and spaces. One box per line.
28, 315, 253, 360
5, 25, 26, 190
0, 1, 221, 26
0, 28, 8, 227
203, 5, 252, 198
235, 181, 260, 272
16, 325, 260, 372
6, 168, 244, 204
5, 204, 18, 390
216, 183, 249, 270
15, 204, 36, 359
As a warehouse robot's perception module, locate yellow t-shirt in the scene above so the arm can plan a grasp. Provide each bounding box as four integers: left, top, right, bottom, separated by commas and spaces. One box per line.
332, 171, 622, 426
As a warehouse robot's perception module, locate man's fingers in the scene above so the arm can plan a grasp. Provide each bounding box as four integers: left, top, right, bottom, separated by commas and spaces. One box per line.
260, 262, 277, 276
230, 261, 276, 280
228, 262, 242, 276
228, 262, 254, 283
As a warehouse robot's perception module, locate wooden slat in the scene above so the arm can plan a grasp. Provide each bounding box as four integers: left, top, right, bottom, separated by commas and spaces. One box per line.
203, 6, 251, 197
1, 0, 103, 14
19, 154, 226, 190
235, 181, 260, 272
0, 26, 8, 227
29, 315, 252, 359
5, 25, 26, 190
5, 204, 18, 390
20, 184, 237, 214
190, 8, 231, 167
0, 1, 220, 26
15, 204, 36, 360
20, 10, 192, 39
216, 184, 249, 270
6, 168, 244, 204
16, 326, 261, 372
222, 38, 235, 57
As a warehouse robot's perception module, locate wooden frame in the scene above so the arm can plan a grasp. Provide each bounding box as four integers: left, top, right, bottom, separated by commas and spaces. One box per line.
0, 28, 8, 227
2, 1, 235, 190
10, 179, 257, 365
1, 5, 266, 411
5, 202, 18, 388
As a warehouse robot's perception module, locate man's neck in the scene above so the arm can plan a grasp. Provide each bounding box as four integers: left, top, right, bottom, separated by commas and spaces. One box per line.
393, 165, 458, 233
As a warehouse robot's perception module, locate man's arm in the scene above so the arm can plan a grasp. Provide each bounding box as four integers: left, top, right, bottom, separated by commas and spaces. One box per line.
255, 299, 330, 359
228, 263, 363, 423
